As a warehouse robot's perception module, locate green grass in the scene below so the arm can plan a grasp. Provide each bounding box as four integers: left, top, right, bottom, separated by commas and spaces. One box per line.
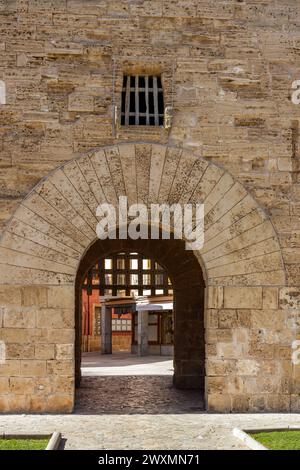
251, 430, 300, 450
0, 438, 49, 450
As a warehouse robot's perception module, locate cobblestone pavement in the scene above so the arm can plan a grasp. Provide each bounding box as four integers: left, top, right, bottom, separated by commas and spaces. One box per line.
76, 376, 204, 414
77, 353, 203, 414
0, 353, 299, 449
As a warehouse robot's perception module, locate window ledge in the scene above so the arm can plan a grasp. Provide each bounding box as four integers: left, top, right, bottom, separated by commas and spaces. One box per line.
116, 125, 169, 141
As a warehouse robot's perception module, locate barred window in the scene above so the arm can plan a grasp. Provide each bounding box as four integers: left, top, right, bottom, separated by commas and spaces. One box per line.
121, 75, 164, 126
84, 252, 172, 297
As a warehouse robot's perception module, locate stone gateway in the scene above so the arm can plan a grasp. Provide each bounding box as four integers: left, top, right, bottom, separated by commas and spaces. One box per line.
0, 0, 299, 413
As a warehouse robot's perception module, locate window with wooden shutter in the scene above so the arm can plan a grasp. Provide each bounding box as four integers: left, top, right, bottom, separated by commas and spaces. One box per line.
121, 75, 164, 126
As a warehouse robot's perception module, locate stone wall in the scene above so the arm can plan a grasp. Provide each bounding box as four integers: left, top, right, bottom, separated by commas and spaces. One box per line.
0, 1, 299, 412
0, 142, 293, 412
0, 285, 74, 412
206, 286, 300, 412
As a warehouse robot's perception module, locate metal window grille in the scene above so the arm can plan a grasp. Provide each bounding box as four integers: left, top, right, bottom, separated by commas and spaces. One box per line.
121, 75, 164, 126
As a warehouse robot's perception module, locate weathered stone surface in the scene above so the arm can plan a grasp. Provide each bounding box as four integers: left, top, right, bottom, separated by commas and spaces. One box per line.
224, 287, 263, 309
0, 1, 298, 414
36, 308, 73, 329
34, 343, 55, 360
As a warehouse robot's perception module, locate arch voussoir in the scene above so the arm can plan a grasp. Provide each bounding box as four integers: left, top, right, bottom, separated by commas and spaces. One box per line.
0, 142, 288, 413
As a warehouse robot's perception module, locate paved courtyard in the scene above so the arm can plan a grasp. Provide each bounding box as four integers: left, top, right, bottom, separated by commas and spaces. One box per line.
77, 353, 203, 415
0, 353, 299, 449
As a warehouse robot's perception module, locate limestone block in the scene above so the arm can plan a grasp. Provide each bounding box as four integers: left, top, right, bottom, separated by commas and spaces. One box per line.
0, 246, 76, 277
51, 375, 74, 394
279, 288, 300, 310
90, 150, 118, 205
168, 150, 198, 204
0, 395, 29, 413
0, 286, 22, 306
135, 143, 152, 204
204, 173, 234, 215
236, 310, 252, 328
250, 395, 267, 412
45, 43, 83, 56
179, 158, 208, 204
68, 92, 94, 112
206, 359, 235, 376
202, 210, 268, 255
3, 308, 36, 328
265, 395, 290, 412
216, 329, 232, 343
105, 146, 126, 199
248, 340, 275, 360
206, 309, 218, 329
21, 286, 47, 307
35, 343, 55, 360
0, 360, 20, 376
33, 378, 52, 395
0, 328, 30, 344
277, 158, 293, 172
204, 237, 280, 270
41, 174, 96, 240
16, 53, 28, 67
208, 251, 283, 279
205, 182, 247, 229
224, 287, 263, 309
47, 286, 74, 309
236, 359, 260, 376
206, 343, 217, 356
10, 377, 35, 395
148, 144, 167, 203
231, 395, 250, 412
0, 377, 9, 393
23, 192, 91, 247
55, 343, 74, 360
291, 395, 300, 412
46, 394, 73, 413
158, 147, 182, 204
67, 0, 107, 15
46, 328, 75, 343
234, 328, 248, 345
207, 393, 231, 412
62, 160, 99, 214
46, 360, 74, 376
6, 343, 34, 359
251, 309, 286, 330
118, 143, 138, 206
227, 376, 244, 395
36, 308, 73, 328
217, 342, 240, 360
263, 287, 278, 309
207, 286, 223, 309
218, 309, 237, 328
21, 360, 46, 377
28, 396, 47, 413
207, 376, 226, 394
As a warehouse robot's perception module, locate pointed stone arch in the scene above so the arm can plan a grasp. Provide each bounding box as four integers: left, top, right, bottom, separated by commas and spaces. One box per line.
0, 142, 288, 413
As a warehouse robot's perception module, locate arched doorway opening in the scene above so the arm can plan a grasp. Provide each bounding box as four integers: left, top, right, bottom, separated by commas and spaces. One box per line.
81, 251, 174, 356
75, 236, 206, 410
0, 142, 287, 414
